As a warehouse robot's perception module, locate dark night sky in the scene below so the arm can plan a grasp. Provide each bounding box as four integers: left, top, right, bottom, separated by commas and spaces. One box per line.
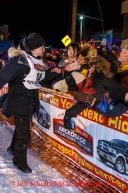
0, 0, 124, 47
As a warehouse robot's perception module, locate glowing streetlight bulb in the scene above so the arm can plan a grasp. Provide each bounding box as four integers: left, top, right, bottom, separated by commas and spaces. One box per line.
80, 16, 83, 20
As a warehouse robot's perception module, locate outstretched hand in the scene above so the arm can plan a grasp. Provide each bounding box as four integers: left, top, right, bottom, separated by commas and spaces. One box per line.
125, 93, 128, 102
65, 59, 80, 71
51, 67, 61, 73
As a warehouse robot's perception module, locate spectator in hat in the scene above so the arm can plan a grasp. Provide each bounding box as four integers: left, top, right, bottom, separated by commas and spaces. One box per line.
0, 32, 61, 173
61, 51, 68, 60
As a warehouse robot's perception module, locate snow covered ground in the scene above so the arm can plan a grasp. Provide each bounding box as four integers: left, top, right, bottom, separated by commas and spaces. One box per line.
0, 120, 81, 193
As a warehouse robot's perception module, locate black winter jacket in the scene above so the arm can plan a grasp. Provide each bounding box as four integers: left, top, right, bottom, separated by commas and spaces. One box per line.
0, 46, 58, 120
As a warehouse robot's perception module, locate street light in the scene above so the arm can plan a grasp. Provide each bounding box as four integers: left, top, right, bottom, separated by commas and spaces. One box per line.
77, 13, 104, 34
80, 16, 83, 45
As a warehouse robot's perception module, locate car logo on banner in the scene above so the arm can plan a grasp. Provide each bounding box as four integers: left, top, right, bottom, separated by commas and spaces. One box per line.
61, 35, 72, 47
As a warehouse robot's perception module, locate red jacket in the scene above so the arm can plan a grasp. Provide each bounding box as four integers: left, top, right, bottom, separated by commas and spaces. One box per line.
77, 77, 96, 95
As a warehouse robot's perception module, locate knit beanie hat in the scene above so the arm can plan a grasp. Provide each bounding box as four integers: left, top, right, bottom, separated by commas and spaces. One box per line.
26, 33, 45, 50
121, 39, 128, 51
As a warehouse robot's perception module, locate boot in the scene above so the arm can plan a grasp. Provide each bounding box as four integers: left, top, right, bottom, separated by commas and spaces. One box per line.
7, 130, 16, 155
64, 114, 73, 130
64, 102, 86, 130
13, 142, 32, 173
13, 160, 32, 173
7, 146, 14, 156
74, 92, 96, 106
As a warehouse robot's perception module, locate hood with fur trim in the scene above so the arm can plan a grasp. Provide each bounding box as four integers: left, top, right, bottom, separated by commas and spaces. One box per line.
8, 47, 24, 58
7, 47, 29, 66
89, 56, 110, 75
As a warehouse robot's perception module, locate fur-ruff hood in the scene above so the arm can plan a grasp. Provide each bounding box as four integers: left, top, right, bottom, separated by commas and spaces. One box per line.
89, 56, 110, 75
8, 47, 24, 58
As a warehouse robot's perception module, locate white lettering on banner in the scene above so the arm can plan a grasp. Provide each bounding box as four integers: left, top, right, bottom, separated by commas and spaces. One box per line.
56, 124, 92, 155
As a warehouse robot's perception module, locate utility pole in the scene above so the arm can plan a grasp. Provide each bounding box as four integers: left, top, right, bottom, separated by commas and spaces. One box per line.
121, 0, 128, 39
71, 0, 77, 43
80, 16, 83, 45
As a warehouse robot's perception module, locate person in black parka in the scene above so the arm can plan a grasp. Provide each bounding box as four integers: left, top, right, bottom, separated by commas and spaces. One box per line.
0, 33, 61, 173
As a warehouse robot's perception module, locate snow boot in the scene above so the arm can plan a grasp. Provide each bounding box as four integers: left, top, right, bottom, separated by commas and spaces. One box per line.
64, 102, 87, 130
7, 146, 14, 156
13, 160, 32, 173
13, 142, 32, 173
64, 114, 73, 130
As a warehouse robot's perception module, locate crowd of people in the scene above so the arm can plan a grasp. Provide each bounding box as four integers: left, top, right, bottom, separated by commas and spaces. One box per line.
0, 32, 128, 174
